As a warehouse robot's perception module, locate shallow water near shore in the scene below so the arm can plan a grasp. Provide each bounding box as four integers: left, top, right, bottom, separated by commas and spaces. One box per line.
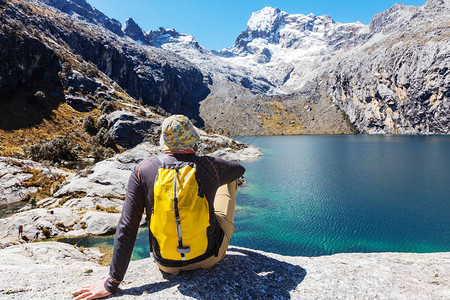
0, 202, 28, 218
75, 135, 450, 261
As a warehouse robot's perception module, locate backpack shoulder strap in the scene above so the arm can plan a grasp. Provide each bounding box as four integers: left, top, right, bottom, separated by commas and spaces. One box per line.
203, 156, 220, 186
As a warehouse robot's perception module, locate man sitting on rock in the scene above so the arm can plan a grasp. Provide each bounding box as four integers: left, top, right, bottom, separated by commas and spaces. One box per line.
73, 115, 245, 299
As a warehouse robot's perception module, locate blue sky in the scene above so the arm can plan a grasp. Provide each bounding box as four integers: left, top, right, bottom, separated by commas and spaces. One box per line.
87, 0, 426, 50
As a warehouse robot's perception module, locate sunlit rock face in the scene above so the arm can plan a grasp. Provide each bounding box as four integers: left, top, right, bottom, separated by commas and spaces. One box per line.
139, 1, 449, 135
1, 0, 448, 137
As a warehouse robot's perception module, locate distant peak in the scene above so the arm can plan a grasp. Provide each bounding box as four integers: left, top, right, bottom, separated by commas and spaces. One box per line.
125, 17, 136, 24
247, 7, 286, 32
122, 18, 144, 40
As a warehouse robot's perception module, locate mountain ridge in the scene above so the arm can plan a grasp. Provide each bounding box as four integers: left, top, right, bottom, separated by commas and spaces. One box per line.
129, 0, 448, 134
0, 0, 448, 141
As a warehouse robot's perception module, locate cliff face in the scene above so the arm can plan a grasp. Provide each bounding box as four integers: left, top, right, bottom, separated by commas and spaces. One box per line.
0, 0, 208, 124
321, 0, 450, 134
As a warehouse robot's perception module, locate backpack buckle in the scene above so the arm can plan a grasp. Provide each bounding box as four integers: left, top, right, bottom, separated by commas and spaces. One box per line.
177, 246, 191, 254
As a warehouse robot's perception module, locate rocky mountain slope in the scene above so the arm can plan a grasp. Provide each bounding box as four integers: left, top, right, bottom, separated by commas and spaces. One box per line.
130, 0, 449, 135
0, 0, 211, 160
0, 0, 208, 120
321, 0, 450, 134
1, 0, 448, 140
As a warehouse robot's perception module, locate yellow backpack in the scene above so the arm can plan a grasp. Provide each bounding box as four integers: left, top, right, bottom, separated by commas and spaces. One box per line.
151, 161, 210, 261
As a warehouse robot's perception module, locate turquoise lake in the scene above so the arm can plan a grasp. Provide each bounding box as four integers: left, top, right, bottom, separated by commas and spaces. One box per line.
71, 135, 450, 259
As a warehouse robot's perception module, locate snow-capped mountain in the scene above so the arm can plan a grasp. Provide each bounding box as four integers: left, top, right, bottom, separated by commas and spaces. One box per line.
228, 7, 365, 55
2, 0, 447, 136
218, 7, 367, 93
140, 2, 449, 135
144, 7, 367, 94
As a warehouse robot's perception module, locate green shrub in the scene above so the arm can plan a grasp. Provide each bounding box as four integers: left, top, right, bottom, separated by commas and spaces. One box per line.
41, 227, 51, 238
95, 128, 115, 148
96, 115, 109, 129
28, 196, 37, 208
25, 136, 77, 163
99, 100, 115, 115
83, 115, 97, 134
92, 146, 105, 160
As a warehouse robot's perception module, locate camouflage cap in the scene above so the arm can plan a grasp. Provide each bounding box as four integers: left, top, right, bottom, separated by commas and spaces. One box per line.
159, 115, 200, 151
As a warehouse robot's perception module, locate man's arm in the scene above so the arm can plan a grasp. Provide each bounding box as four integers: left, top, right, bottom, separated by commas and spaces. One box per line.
211, 157, 245, 186
105, 169, 145, 292
73, 168, 145, 299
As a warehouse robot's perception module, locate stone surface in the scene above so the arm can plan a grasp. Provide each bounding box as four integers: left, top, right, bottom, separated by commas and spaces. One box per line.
0, 207, 80, 245
107, 111, 162, 147
81, 211, 121, 235
0, 241, 103, 266
0, 157, 70, 207
0, 244, 448, 299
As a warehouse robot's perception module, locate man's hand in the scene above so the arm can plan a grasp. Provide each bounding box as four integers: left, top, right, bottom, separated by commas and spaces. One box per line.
72, 278, 112, 300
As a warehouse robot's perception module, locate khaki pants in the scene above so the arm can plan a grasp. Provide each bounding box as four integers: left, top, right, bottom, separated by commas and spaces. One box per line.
156, 180, 238, 275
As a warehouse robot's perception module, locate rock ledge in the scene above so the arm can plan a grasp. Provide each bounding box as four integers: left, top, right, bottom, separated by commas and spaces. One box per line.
0, 242, 448, 299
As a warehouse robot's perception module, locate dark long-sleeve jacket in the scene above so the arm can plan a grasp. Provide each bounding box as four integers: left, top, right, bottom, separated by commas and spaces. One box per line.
104, 153, 245, 293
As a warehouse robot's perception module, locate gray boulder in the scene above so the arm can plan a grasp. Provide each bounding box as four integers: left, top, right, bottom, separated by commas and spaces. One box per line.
54, 142, 161, 199
64, 94, 96, 112
81, 211, 121, 235
107, 111, 162, 147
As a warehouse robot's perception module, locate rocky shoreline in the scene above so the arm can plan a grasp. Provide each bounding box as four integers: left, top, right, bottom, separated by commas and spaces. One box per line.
0, 134, 261, 248
0, 135, 275, 298
0, 242, 448, 299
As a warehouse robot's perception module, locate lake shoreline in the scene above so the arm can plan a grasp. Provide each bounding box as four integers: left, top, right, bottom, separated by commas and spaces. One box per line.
0, 139, 262, 248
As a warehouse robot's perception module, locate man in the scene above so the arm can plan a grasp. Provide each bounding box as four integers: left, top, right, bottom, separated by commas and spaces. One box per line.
18, 224, 23, 238
73, 115, 245, 299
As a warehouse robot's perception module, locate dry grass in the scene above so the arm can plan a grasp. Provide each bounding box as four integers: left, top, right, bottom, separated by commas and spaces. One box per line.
258, 100, 303, 135
98, 245, 114, 266
0, 103, 103, 158
58, 192, 87, 206
17, 167, 67, 201
95, 204, 120, 213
